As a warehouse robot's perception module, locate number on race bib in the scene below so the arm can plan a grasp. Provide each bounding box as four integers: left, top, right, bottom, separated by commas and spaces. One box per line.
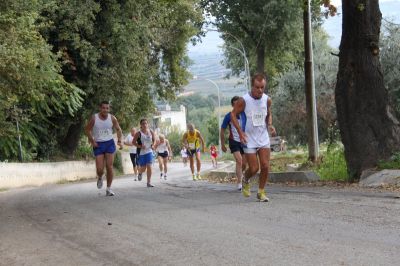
99, 129, 112, 138
252, 111, 266, 127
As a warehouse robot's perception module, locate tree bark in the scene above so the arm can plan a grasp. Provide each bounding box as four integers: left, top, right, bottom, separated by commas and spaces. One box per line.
256, 44, 265, 73
60, 116, 84, 157
335, 0, 400, 181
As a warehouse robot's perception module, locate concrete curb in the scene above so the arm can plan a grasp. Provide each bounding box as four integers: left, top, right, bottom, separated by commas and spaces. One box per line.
207, 169, 320, 183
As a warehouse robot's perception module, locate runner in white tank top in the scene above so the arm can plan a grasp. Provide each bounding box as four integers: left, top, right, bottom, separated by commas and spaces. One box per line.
133, 119, 155, 187
154, 134, 173, 180
230, 73, 276, 202
93, 113, 113, 142
242, 92, 270, 149
85, 101, 123, 196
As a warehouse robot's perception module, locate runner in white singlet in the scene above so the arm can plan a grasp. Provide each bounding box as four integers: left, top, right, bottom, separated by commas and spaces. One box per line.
133, 119, 155, 187
231, 73, 276, 202
154, 134, 172, 180
85, 101, 123, 196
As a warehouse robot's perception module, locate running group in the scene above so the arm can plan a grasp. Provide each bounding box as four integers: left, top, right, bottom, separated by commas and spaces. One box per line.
85, 73, 275, 202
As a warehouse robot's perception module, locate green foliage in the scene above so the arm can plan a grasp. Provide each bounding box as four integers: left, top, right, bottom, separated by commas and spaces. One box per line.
377, 152, 400, 169
206, 115, 219, 146
166, 128, 183, 157
317, 144, 348, 181
381, 20, 400, 118
0, 0, 83, 160
74, 139, 93, 160
0, 0, 203, 160
202, 0, 304, 77
113, 151, 123, 175
271, 27, 338, 145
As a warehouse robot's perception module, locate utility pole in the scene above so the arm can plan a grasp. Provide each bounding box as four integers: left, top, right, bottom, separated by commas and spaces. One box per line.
303, 0, 319, 161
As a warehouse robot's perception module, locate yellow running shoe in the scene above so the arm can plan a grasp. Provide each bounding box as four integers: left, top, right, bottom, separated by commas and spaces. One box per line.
196, 173, 202, 180
192, 174, 197, 181
242, 181, 251, 197
257, 191, 269, 202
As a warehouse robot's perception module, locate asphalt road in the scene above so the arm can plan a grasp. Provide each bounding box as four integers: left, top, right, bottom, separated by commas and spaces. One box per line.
0, 162, 399, 266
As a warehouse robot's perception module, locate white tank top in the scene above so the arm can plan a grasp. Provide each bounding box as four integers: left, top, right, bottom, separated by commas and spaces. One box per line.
156, 141, 168, 153
93, 113, 113, 142
139, 130, 153, 155
124, 134, 137, 154
243, 92, 270, 148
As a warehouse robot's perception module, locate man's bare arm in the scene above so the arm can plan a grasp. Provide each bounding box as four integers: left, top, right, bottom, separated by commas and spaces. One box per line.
167, 140, 173, 157
112, 115, 123, 148
266, 97, 276, 136
85, 115, 97, 147
231, 97, 247, 144
181, 133, 188, 147
132, 132, 141, 148
220, 127, 227, 152
198, 132, 205, 151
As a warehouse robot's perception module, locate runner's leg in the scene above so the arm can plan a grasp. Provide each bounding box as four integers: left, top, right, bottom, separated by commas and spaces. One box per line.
256, 148, 271, 190
105, 152, 114, 188
233, 151, 243, 186
95, 154, 105, 178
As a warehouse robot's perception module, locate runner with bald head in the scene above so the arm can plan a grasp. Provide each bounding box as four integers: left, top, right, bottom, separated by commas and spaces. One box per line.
231, 73, 276, 202
182, 123, 205, 180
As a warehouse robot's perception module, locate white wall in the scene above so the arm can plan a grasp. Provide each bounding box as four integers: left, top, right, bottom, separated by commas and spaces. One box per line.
0, 152, 135, 189
158, 105, 187, 133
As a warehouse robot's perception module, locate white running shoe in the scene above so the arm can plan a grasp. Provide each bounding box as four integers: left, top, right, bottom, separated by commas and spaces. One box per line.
97, 176, 103, 189
160, 173, 163, 180
164, 174, 167, 180
106, 189, 115, 196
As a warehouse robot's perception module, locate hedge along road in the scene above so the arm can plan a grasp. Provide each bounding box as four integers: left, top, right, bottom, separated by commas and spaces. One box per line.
0, 162, 399, 266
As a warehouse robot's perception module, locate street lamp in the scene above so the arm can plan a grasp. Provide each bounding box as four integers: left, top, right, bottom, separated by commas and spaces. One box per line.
224, 45, 251, 92
205, 28, 251, 91
191, 77, 223, 155
205, 79, 222, 156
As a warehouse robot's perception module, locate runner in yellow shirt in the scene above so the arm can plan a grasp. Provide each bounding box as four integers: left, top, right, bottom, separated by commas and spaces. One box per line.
182, 123, 205, 180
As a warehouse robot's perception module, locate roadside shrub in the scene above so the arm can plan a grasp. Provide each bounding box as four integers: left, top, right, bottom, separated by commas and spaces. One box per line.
377, 152, 400, 169
317, 144, 348, 181
113, 151, 123, 175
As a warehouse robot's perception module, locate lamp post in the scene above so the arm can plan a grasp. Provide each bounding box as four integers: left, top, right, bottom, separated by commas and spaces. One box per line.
205, 79, 222, 155
225, 45, 251, 92
205, 28, 251, 91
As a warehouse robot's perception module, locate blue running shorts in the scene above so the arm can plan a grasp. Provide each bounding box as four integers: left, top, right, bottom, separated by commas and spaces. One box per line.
138, 152, 153, 166
93, 139, 116, 156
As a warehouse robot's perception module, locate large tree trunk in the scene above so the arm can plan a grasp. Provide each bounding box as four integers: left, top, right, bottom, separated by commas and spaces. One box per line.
335, 0, 400, 181
256, 44, 265, 73
60, 116, 85, 157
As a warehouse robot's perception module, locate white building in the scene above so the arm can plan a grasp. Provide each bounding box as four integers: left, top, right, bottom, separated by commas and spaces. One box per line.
153, 104, 186, 134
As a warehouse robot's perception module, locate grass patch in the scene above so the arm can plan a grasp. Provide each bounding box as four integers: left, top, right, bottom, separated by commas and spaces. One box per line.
270, 152, 308, 172
0, 187, 9, 192
377, 152, 400, 169
316, 144, 348, 181
113, 151, 124, 176
56, 179, 69, 185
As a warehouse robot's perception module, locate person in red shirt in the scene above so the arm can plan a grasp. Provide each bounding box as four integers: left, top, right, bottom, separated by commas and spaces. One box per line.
210, 144, 218, 168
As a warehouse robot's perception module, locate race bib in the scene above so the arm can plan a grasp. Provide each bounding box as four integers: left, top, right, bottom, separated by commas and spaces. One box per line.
252, 111, 266, 127
98, 129, 112, 138
142, 136, 152, 149
188, 143, 195, 149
